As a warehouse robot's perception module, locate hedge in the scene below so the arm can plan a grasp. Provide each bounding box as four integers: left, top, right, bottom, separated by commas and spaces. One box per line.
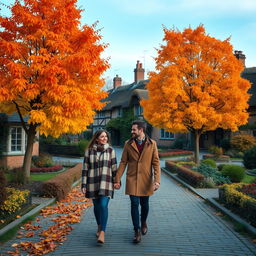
220, 183, 256, 227
159, 150, 193, 158
165, 160, 204, 187
41, 163, 82, 201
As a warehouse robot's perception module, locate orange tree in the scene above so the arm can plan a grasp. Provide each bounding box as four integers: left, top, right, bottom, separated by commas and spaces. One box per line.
141, 25, 251, 164
0, 0, 109, 181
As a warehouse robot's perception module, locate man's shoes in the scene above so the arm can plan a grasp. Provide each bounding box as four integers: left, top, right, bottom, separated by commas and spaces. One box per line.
141, 222, 148, 235
133, 230, 141, 243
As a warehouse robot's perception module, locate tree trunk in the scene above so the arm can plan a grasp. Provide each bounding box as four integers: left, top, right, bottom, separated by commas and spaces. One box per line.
194, 130, 201, 165
23, 124, 37, 183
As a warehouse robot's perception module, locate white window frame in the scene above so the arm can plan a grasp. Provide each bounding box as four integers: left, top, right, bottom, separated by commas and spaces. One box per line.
160, 129, 175, 140
6, 126, 27, 155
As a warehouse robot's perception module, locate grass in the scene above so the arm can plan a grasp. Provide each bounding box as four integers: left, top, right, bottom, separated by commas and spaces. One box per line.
0, 205, 39, 243
5, 168, 67, 182
242, 174, 256, 184
30, 172, 59, 181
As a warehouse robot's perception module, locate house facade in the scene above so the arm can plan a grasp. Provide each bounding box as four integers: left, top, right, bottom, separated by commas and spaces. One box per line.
0, 113, 39, 169
191, 51, 256, 149
93, 52, 256, 149
92, 61, 187, 147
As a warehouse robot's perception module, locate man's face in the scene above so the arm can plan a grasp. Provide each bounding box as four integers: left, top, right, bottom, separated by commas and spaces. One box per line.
131, 124, 143, 138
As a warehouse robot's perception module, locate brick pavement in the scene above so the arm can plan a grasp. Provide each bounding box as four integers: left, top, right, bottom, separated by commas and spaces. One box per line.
46, 172, 256, 256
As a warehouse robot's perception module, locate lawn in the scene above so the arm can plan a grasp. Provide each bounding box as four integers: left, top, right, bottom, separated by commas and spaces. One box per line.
30, 172, 59, 181
242, 174, 256, 184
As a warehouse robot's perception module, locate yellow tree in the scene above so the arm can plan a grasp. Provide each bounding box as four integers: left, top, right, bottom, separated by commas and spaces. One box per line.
141, 25, 251, 164
0, 0, 109, 181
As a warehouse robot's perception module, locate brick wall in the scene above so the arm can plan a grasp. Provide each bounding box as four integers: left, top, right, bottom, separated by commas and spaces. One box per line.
0, 142, 39, 169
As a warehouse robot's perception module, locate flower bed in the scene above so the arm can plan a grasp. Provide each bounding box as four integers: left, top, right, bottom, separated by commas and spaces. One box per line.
165, 160, 204, 187
219, 183, 256, 227
159, 150, 193, 158
0, 188, 30, 218
31, 165, 63, 173
202, 154, 230, 162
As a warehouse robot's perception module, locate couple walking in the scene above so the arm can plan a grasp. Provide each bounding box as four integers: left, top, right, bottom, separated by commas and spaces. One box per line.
81, 120, 161, 244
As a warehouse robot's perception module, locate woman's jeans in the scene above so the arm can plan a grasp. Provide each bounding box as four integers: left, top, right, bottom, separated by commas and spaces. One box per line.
129, 195, 149, 231
92, 196, 110, 232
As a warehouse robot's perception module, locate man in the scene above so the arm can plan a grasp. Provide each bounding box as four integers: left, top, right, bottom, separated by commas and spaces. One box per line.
114, 120, 161, 243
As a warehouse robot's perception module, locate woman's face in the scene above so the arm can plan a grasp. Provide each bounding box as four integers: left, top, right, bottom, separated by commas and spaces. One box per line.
97, 132, 108, 145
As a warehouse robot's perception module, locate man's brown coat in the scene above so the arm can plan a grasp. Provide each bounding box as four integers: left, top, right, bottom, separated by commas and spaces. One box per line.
115, 137, 160, 196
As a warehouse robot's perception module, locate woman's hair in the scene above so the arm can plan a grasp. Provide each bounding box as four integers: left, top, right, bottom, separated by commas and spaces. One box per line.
87, 129, 111, 149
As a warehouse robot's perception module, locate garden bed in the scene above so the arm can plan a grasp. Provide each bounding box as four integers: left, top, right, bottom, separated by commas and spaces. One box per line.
30, 165, 63, 173
159, 149, 193, 158
219, 183, 256, 227
202, 154, 230, 162
165, 160, 204, 187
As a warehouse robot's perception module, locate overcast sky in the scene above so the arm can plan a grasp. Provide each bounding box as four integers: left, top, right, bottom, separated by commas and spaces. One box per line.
1, 0, 256, 87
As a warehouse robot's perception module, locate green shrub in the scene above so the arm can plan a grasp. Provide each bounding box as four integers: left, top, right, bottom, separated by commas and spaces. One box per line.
198, 163, 231, 185
219, 137, 231, 151
230, 134, 256, 152
200, 159, 217, 168
78, 139, 89, 155
217, 164, 229, 172
8, 168, 26, 184
32, 153, 54, 167
171, 136, 187, 149
243, 146, 256, 169
0, 169, 7, 206
208, 145, 223, 158
221, 165, 245, 182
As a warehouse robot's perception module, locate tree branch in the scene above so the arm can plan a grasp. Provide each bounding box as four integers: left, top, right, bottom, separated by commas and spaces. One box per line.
12, 100, 29, 134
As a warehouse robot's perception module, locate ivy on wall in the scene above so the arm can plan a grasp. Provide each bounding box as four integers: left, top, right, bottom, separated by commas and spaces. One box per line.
106, 108, 152, 145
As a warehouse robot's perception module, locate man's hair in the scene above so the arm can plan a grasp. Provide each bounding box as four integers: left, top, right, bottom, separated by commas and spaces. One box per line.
132, 120, 147, 133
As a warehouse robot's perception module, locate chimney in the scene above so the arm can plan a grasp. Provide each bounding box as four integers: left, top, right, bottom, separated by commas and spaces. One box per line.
234, 50, 246, 68
134, 60, 145, 83
113, 75, 122, 88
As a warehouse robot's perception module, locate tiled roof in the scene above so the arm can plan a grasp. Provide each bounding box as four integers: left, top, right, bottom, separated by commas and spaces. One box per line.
242, 67, 256, 106
0, 113, 29, 123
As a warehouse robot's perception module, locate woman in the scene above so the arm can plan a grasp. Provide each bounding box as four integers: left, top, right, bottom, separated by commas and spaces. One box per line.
81, 129, 117, 244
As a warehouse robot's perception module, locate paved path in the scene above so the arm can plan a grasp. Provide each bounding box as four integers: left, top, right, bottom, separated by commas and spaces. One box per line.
47, 171, 256, 256
2, 148, 253, 256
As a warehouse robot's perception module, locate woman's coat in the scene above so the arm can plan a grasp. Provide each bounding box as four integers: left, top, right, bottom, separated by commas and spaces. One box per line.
81, 144, 117, 198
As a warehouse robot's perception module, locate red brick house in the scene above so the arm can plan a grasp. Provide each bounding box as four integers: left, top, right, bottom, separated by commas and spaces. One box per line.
0, 113, 39, 169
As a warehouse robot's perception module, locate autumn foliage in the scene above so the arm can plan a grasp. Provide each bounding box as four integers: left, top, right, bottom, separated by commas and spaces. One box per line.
141, 25, 251, 163
5, 187, 92, 255
0, 0, 109, 179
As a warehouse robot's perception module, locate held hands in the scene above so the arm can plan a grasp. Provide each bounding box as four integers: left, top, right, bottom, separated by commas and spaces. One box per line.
153, 182, 160, 191
114, 183, 121, 190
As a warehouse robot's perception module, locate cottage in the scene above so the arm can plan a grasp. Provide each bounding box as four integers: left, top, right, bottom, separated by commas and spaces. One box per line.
93, 61, 187, 147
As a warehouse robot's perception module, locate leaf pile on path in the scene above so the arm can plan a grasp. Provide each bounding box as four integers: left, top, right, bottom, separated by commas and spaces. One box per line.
6, 187, 92, 256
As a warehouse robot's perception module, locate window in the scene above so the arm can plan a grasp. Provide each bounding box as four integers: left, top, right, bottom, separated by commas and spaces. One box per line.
10, 127, 22, 151
160, 129, 175, 140
98, 111, 105, 118
117, 108, 122, 117
135, 105, 143, 116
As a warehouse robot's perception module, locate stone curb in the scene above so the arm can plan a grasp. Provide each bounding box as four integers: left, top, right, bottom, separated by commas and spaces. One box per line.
0, 198, 56, 237
161, 167, 256, 236
0, 178, 82, 237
